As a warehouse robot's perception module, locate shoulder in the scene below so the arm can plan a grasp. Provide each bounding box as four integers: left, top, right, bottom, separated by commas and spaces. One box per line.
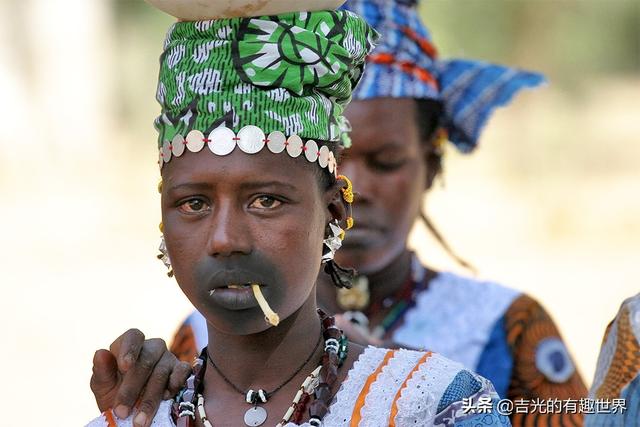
502, 293, 588, 400
413, 271, 522, 320
393, 351, 509, 426
425, 271, 521, 302
325, 347, 509, 426
86, 401, 175, 427
394, 271, 521, 365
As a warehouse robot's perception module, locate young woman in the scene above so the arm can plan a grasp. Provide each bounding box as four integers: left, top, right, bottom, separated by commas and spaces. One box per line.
87, 5, 509, 427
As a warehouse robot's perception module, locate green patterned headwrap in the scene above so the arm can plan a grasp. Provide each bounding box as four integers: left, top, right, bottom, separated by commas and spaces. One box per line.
155, 10, 378, 163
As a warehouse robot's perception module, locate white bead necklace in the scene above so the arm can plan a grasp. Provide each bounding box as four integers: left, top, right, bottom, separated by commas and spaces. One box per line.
196, 365, 322, 427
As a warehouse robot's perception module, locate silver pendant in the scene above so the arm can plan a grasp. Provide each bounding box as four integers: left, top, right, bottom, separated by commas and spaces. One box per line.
244, 406, 267, 426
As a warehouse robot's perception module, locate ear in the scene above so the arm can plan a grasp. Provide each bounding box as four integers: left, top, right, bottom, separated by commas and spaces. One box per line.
323, 178, 348, 225
423, 136, 443, 191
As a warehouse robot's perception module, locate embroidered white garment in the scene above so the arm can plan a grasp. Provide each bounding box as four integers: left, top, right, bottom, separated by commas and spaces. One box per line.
393, 272, 520, 370
86, 347, 509, 427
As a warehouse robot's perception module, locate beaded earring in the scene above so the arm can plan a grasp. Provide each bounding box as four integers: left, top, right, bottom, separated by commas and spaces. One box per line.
337, 174, 355, 238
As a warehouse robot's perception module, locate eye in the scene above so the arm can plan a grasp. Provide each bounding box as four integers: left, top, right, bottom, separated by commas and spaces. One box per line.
177, 198, 210, 214
249, 196, 282, 210
369, 157, 408, 172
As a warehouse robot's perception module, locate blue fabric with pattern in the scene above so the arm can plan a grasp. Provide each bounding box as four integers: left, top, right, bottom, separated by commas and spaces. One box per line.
437, 370, 483, 413
454, 412, 512, 427
341, 0, 545, 152
475, 315, 514, 399
585, 375, 640, 427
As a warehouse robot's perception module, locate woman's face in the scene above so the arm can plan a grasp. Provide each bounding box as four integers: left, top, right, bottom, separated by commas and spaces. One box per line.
337, 98, 428, 275
161, 148, 337, 335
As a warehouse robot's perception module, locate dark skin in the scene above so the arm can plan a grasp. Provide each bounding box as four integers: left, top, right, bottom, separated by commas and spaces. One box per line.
93, 147, 362, 426
164, 148, 361, 427
91, 98, 434, 424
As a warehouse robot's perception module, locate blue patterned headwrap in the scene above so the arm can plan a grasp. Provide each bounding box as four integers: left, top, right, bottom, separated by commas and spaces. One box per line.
341, 0, 545, 153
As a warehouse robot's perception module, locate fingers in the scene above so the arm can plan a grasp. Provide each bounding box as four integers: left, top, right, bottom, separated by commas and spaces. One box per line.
132, 350, 177, 427
90, 349, 120, 412
166, 361, 192, 398
110, 328, 145, 373
113, 338, 166, 419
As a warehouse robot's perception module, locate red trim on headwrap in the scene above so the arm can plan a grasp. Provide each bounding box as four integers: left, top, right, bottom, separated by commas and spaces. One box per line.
400, 26, 438, 59
368, 53, 439, 89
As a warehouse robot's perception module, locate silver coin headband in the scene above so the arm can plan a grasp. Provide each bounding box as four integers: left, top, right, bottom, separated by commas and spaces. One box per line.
158, 125, 338, 177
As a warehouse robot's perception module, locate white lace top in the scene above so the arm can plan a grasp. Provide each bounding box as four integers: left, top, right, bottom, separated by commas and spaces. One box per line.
87, 347, 510, 427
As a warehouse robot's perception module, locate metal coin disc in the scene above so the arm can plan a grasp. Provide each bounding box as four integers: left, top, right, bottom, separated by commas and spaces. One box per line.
244, 406, 268, 427
208, 126, 236, 156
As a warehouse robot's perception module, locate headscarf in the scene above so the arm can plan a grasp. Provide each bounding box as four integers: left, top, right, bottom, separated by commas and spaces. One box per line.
342, 0, 545, 152
154, 10, 379, 171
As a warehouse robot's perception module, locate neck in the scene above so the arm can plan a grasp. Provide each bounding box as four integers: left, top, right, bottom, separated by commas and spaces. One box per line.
318, 249, 413, 313
205, 291, 323, 395
365, 249, 413, 303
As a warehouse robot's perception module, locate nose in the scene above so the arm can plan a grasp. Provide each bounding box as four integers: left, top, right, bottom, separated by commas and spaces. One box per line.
206, 199, 252, 258
339, 158, 375, 204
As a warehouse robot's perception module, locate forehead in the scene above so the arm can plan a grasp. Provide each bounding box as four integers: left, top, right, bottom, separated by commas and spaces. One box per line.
161, 148, 318, 189
345, 98, 420, 152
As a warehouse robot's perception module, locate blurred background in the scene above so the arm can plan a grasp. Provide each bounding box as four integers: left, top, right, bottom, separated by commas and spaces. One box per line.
0, 0, 638, 424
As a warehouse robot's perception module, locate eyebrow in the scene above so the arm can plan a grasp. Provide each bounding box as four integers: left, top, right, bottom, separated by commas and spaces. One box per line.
167, 181, 299, 193
239, 181, 299, 192
167, 182, 213, 192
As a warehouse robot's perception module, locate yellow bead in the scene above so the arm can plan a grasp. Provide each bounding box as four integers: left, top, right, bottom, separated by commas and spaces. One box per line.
157, 180, 163, 193
159, 222, 164, 233
338, 174, 355, 203
346, 217, 354, 230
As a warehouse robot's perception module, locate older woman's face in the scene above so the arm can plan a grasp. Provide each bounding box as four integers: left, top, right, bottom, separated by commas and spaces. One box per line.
161, 149, 332, 335
337, 98, 428, 275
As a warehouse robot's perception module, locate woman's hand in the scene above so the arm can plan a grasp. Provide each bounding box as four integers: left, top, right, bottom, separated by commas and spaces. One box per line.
90, 329, 191, 427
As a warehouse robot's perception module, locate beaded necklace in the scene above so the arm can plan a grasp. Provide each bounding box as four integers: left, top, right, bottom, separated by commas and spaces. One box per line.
343, 255, 436, 341
206, 332, 322, 425
172, 310, 348, 427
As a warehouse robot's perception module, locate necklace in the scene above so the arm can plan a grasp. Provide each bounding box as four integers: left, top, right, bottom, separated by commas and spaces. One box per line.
174, 310, 348, 427
206, 333, 323, 426
196, 365, 322, 427
343, 254, 435, 341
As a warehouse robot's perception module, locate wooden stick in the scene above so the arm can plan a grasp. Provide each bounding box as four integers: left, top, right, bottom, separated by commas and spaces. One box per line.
252, 284, 280, 326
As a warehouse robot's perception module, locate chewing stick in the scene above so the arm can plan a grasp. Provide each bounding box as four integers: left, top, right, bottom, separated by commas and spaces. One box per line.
252, 283, 280, 326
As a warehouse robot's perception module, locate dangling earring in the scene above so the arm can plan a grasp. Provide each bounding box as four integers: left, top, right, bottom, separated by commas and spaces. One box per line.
320, 174, 359, 289
321, 220, 344, 263
157, 222, 174, 277
321, 220, 354, 289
